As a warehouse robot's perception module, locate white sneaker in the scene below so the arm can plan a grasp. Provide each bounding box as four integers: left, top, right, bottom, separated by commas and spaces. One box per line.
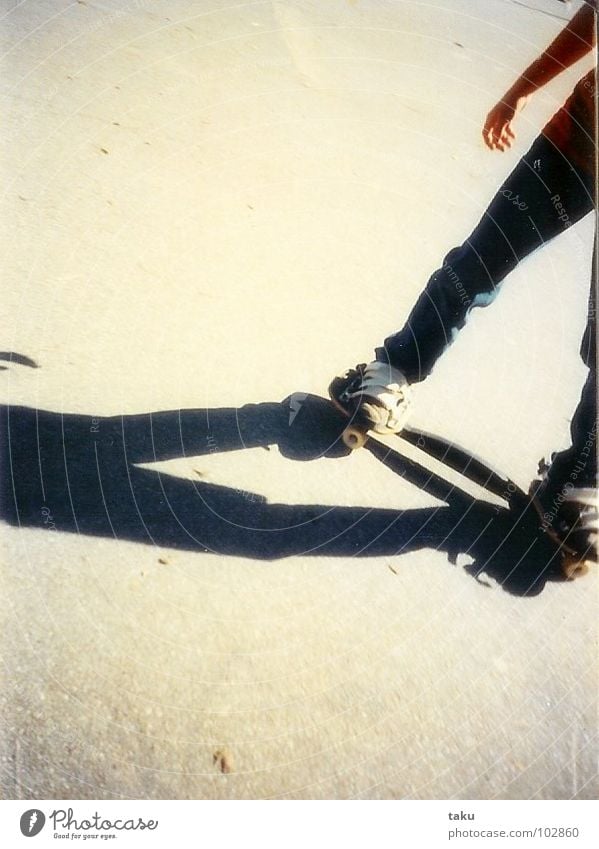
329, 360, 412, 434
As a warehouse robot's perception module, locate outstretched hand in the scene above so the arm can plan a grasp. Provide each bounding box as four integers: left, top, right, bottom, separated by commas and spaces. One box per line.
482, 94, 530, 151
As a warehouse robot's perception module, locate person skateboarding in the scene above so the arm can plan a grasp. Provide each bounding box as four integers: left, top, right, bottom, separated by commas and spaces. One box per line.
330, 1, 597, 570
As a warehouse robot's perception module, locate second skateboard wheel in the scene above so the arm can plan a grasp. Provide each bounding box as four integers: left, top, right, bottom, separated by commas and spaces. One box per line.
561, 555, 589, 581
342, 426, 367, 450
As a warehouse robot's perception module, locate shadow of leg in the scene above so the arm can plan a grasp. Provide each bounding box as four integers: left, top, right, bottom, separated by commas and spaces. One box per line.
0, 403, 558, 595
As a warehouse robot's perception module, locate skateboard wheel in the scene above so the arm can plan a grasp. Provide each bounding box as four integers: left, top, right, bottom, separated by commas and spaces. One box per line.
561, 555, 590, 581
342, 426, 367, 450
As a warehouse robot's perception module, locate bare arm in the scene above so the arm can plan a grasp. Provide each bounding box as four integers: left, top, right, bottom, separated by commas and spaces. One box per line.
482, 4, 596, 151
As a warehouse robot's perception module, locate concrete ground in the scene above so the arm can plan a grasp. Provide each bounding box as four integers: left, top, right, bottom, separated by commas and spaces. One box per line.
1, 0, 597, 799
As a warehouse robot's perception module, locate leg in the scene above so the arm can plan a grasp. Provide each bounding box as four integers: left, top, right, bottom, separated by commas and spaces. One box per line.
541, 243, 597, 493
380, 134, 595, 381
532, 242, 597, 572
330, 135, 594, 440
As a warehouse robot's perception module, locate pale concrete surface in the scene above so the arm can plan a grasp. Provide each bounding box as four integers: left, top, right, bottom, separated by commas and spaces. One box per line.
1, 0, 597, 799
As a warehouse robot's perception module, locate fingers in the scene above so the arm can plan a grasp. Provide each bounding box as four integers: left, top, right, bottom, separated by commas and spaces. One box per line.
495, 125, 511, 151
498, 122, 515, 150
482, 120, 515, 151
482, 100, 518, 151
482, 118, 497, 150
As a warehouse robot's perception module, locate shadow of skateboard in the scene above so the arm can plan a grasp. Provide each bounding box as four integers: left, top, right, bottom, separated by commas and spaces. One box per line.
290, 392, 583, 580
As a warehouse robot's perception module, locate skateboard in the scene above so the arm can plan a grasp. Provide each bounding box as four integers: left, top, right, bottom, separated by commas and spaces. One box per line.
328, 390, 589, 581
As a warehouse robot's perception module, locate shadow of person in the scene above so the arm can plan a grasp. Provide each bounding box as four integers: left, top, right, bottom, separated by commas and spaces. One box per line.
0, 396, 562, 596
0, 351, 39, 370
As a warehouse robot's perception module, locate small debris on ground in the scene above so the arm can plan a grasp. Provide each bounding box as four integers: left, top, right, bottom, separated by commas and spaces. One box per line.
213, 749, 233, 773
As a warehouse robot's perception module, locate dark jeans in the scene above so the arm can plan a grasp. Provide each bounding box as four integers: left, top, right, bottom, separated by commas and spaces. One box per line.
379, 133, 597, 487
